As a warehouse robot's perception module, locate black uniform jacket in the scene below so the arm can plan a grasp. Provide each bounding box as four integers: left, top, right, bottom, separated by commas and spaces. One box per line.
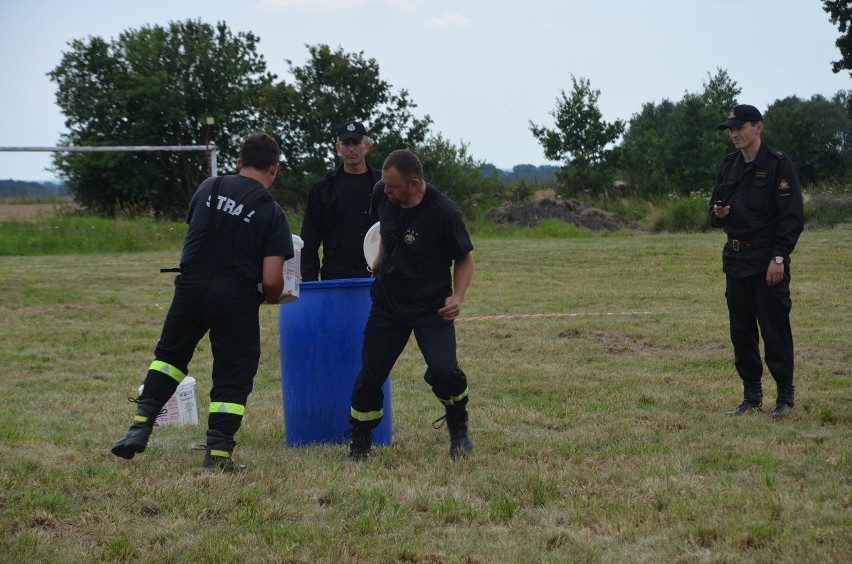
300, 164, 382, 281
709, 141, 804, 278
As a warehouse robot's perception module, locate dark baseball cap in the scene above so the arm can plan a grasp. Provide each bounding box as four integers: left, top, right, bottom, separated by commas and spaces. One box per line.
718, 105, 764, 130
337, 121, 368, 141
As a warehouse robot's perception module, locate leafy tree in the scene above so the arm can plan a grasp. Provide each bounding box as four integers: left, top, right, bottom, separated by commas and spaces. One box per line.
530, 75, 625, 197
763, 92, 852, 185
48, 20, 276, 218
822, 0, 852, 76
412, 134, 504, 217
615, 69, 740, 198
267, 44, 432, 208
613, 99, 677, 198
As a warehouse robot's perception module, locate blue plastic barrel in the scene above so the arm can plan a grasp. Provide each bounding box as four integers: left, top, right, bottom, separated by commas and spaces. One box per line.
278, 278, 392, 447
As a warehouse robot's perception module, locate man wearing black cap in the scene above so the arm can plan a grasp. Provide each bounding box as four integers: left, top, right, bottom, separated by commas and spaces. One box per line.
300, 121, 382, 281
710, 104, 804, 419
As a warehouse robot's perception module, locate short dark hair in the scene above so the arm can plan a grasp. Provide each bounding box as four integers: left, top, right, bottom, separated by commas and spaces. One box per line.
382, 149, 423, 180
240, 132, 280, 169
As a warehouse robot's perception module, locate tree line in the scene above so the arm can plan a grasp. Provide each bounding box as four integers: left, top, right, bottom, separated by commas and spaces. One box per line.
48, 13, 851, 219
0, 180, 68, 198
536, 72, 851, 200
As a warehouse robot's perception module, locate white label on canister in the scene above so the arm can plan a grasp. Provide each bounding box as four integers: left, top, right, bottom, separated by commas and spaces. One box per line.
281, 235, 303, 304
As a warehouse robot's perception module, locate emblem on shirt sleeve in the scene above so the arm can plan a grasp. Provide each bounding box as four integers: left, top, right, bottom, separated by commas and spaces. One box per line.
778, 178, 791, 196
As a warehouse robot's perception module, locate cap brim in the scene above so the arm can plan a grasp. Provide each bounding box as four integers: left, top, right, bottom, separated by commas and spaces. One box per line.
338, 132, 364, 141
718, 119, 747, 130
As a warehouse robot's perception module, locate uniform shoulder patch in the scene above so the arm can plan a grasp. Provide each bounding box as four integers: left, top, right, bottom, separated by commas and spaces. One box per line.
767, 146, 788, 161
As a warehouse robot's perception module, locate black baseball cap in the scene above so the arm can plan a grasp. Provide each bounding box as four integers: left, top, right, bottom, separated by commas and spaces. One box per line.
337, 121, 368, 141
718, 105, 764, 130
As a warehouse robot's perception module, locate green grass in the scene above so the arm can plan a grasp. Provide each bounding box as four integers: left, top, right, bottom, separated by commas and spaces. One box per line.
0, 216, 187, 255
470, 217, 602, 238
0, 224, 850, 561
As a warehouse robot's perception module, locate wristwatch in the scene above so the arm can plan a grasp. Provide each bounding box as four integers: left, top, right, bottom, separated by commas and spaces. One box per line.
774, 256, 784, 264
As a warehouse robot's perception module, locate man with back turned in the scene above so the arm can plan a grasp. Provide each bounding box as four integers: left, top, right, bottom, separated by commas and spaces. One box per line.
111, 132, 294, 471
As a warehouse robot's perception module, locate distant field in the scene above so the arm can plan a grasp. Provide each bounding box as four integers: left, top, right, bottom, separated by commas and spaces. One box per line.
0, 199, 78, 222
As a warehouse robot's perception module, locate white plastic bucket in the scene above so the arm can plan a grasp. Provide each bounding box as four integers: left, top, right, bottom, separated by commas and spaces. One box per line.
281, 234, 303, 304
363, 222, 380, 270
138, 376, 198, 428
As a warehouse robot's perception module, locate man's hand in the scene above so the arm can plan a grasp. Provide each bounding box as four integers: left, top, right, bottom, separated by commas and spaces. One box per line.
713, 203, 731, 219
766, 260, 784, 286
438, 295, 463, 320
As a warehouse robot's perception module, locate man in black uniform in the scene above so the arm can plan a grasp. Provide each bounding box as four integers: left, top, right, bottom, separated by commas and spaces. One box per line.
347, 149, 475, 461
300, 121, 382, 280
710, 105, 804, 419
111, 132, 294, 471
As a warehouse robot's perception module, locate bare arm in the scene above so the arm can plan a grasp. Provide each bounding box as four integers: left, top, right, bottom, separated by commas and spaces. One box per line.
438, 252, 474, 320
261, 256, 286, 304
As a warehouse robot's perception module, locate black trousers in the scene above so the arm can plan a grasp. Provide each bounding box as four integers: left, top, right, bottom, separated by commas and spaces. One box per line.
142, 272, 264, 438
350, 299, 469, 430
725, 269, 794, 390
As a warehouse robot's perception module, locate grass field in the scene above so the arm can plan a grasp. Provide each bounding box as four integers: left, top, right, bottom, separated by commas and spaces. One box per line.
0, 228, 850, 562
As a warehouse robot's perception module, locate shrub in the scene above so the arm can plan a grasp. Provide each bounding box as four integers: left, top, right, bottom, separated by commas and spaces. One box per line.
646, 197, 712, 233
805, 194, 852, 228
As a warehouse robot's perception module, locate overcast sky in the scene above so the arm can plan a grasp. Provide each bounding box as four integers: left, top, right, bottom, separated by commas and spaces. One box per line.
1, 0, 848, 181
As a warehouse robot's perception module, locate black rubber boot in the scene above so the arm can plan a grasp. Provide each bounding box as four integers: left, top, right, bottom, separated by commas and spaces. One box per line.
726, 382, 763, 416
346, 427, 373, 462
445, 405, 473, 460
769, 384, 795, 419
202, 429, 246, 472
111, 397, 163, 459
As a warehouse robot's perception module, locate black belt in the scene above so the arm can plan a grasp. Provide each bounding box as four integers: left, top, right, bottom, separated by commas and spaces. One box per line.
728, 237, 773, 251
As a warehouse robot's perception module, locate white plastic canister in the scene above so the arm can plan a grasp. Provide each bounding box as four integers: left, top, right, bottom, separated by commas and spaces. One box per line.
281, 234, 304, 304
138, 376, 198, 427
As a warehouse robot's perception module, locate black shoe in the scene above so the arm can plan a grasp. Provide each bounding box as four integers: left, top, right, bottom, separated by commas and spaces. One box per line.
768, 403, 794, 420
202, 450, 247, 473
435, 407, 474, 460
769, 384, 795, 419
346, 428, 373, 462
725, 400, 762, 416
111, 397, 166, 459
111, 418, 154, 459
450, 434, 473, 459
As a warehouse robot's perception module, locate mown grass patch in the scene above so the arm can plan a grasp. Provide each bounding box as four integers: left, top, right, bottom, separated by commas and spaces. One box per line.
0, 230, 849, 561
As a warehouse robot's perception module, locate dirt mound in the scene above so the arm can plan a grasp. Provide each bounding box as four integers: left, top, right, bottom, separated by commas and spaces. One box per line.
488, 198, 635, 231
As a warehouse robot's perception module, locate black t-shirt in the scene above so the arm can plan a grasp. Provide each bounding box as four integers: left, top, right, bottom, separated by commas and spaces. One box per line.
181, 175, 294, 282
339, 171, 375, 274
371, 183, 473, 311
